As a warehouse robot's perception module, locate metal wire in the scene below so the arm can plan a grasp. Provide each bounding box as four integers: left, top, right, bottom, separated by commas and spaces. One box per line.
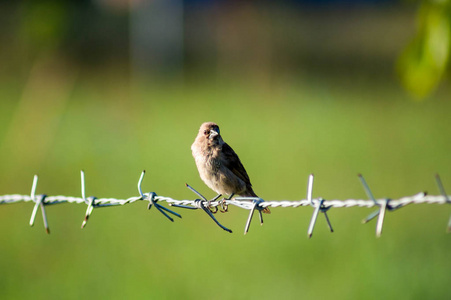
2, 192, 447, 207
0, 171, 449, 237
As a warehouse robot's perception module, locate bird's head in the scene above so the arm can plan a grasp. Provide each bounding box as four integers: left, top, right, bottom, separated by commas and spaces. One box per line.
198, 122, 222, 145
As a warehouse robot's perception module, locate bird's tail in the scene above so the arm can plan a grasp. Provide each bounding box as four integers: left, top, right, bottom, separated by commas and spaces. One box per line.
261, 207, 271, 214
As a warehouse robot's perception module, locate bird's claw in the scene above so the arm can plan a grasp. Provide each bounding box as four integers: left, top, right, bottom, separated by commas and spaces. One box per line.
206, 201, 218, 214
218, 198, 229, 213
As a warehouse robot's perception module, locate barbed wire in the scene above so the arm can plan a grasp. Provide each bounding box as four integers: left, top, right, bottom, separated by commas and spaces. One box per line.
0, 171, 450, 237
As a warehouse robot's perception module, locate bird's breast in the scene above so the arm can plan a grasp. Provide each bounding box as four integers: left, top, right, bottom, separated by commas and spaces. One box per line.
195, 151, 220, 173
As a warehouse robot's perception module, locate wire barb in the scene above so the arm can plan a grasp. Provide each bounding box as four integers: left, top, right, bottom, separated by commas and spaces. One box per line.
242, 199, 265, 234
137, 170, 146, 199
358, 174, 408, 237
29, 175, 50, 234
359, 174, 385, 237
195, 200, 232, 233
29, 175, 39, 227
147, 192, 182, 222
435, 174, 451, 232
234, 196, 267, 234
81, 196, 96, 228
80, 171, 96, 228
183, 184, 232, 233
306, 174, 333, 238
139, 171, 181, 222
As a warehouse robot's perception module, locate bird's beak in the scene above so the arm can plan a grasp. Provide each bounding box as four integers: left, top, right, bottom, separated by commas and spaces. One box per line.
209, 129, 218, 139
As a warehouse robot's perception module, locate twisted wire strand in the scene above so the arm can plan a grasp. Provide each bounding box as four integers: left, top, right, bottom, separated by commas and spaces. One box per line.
0, 193, 448, 209
0, 171, 450, 236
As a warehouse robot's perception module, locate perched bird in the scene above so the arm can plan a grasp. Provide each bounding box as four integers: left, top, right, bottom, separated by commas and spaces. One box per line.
191, 122, 270, 213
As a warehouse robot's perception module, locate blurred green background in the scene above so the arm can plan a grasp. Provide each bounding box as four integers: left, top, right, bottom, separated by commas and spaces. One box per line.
0, 1, 450, 299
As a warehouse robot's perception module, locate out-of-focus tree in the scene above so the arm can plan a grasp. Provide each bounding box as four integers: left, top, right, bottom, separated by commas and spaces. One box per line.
397, 0, 450, 99
17, 1, 68, 62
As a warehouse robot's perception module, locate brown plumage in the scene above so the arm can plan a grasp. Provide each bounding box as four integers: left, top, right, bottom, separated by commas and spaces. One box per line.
191, 122, 270, 213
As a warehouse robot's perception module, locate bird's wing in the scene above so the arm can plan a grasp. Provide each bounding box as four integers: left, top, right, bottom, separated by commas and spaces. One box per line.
221, 143, 252, 186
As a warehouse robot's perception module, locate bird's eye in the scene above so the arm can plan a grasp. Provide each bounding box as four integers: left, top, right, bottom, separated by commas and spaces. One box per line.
203, 130, 208, 135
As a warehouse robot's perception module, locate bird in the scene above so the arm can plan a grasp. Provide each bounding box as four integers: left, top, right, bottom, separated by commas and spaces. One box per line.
191, 122, 270, 213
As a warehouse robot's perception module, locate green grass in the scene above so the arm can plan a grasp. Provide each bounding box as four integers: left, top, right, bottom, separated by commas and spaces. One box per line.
0, 72, 450, 299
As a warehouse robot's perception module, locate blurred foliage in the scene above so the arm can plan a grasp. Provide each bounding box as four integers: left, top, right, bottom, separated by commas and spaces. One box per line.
18, 1, 68, 52
1, 1, 450, 98
398, 0, 451, 99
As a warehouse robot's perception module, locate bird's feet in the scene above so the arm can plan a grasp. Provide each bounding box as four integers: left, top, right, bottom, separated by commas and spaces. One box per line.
204, 194, 222, 214
205, 200, 218, 214
218, 198, 229, 213
218, 193, 233, 213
